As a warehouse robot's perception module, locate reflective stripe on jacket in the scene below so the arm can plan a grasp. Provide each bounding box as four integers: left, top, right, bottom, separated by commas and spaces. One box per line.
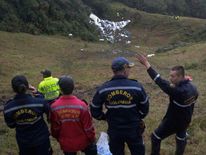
3, 94, 50, 147
38, 76, 60, 100
147, 67, 198, 129
50, 95, 95, 152
91, 75, 149, 130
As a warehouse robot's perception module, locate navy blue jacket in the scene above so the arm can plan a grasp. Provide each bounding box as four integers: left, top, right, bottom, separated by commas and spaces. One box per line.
90, 75, 149, 130
147, 67, 198, 130
3, 94, 50, 147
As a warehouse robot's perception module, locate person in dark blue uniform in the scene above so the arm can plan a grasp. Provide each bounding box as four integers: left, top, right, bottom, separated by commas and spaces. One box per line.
3, 75, 52, 155
136, 54, 198, 155
90, 57, 149, 155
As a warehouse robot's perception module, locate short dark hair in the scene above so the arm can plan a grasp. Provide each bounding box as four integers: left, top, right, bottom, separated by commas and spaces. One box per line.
58, 76, 74, 95
171, 66, 185, 77
41, 69, 51, 78
11, 75, 29, 94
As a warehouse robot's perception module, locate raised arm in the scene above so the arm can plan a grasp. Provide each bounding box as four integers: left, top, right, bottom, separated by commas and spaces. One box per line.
136, 54, 177, 96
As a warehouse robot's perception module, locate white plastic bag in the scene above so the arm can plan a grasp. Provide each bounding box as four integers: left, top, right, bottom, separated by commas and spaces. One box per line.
97, 132, 112, 155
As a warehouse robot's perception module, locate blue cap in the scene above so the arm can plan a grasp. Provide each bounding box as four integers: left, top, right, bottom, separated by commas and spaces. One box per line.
111, 57, 134, 71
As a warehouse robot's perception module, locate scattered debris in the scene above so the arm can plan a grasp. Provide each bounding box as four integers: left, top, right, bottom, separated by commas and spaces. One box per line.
126, 41, 131, 44
89, 13, 131, 43
117, 12, 120, 17
147, 54, 155, 57
120, 33, 129, 38
99, 38, 105, 42
174, 16, 180, 20
135, 45, 140, 48
68, 33, 73, 37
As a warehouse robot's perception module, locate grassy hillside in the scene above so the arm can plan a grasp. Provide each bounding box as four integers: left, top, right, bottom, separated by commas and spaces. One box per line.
109, 2, 206, 48
114, 0, 206, 19
1, 4, 206, 155
2, 0, 206, 42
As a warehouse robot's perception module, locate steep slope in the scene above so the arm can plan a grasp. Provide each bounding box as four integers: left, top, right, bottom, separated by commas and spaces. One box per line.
114, 0, 206, 19
0, 29, 206, 155
1, 2, 206, 154
1, 0, 206, 43
107, 2, 206, 50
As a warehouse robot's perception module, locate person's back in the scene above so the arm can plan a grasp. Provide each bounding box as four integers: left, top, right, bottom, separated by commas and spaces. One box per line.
38, 69, 60, 101
51, 96, 95, 151
50, 76, 97, 155
4, 95, 50, 146
91, 57, 149, 155
93, 76, 148, 130
3, 75, 51, 155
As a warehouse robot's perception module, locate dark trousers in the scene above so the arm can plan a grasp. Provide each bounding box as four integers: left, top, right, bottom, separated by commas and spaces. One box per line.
19, 139, 52, 155
108, 129, 145, 155
64, 143, 97, 155
151, 119, 187, 155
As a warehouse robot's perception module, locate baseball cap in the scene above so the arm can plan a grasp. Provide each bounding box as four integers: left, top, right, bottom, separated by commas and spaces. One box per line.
40, 69, 51, 77
111, 57, 134, 71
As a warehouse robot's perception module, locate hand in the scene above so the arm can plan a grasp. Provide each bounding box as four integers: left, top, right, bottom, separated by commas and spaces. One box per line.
185, 75, 193, 81
139, 120, 146, 135
29, 84, 37, 94
136, 53, 151, 69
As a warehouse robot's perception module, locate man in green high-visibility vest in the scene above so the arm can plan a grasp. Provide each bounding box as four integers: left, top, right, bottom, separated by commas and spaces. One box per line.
38, 69, 60, 103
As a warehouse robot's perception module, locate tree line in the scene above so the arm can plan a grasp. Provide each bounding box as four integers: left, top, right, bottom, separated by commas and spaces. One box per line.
114, 0, 206, 19
0, 0, 99, 41
1, 0, 206, 40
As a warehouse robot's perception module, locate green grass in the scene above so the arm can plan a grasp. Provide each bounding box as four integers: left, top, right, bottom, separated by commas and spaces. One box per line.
1, 5, 206, 154
110, 2, 206, 48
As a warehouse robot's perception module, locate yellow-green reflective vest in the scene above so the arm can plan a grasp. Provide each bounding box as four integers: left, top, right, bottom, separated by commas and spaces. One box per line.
38, 76, 60, 100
